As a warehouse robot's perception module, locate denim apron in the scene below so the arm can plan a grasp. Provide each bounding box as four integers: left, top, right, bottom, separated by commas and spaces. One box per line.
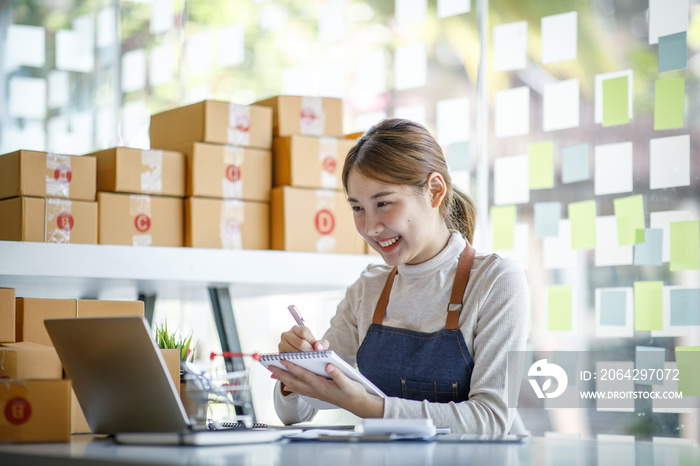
356, 244, 476, 403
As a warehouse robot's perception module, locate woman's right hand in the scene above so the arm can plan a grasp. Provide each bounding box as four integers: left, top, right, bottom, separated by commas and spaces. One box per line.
278, 325, 330, 353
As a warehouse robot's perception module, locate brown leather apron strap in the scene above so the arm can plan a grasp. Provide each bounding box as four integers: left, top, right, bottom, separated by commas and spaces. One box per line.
445, 244, 476, 330
372, 266, 398, 324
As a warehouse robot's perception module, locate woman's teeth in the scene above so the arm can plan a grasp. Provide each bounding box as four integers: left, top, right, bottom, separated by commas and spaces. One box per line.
377, 236, 400, 247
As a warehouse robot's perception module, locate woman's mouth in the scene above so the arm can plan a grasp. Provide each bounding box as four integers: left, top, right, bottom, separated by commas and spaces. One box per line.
376, 235, 401, 251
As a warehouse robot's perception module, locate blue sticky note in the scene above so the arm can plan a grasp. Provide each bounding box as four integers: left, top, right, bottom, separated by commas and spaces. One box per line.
447, 141, 470, 171
635, 346, 665, 386
600, 290, 626, 326
561, 143, 589, 184
534, 202, 561, 238
633, 228, 663, 266
670, 288, 700, 326
659, 32, 687, 73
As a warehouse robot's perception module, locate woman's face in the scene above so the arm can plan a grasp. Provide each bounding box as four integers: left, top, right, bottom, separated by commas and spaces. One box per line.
346, 169, 448, 266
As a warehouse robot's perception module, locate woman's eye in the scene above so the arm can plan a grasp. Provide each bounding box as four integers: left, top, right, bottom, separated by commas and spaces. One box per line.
351, 205, 363, 212
377, 202, 390, 208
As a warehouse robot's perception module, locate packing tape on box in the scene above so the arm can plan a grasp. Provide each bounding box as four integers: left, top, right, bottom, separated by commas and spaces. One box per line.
45, 198, 73, 244
141, 150, 163, 194
315, 189, 337, 253
227, 103, 251, 146
300, 96, 325, 136
45, 153, 72, 198
130, 195, 153, 247
319, 137, 339, 189
220, 200, 244, 250
222, 145, 244, 198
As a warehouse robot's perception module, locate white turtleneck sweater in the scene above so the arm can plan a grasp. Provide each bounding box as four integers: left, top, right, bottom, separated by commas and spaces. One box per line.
273, 231, 528, 434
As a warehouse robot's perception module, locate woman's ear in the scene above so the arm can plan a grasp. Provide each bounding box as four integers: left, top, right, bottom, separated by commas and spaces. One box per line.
427, 172, 447, 208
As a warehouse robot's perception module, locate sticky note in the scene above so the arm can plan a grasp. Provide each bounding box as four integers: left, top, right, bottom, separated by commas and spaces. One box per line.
437, 97, 470, 146
534, 202, 561, 238
596, 361, 634, 412
543, 220, 578, 269
6, 24, 45, 70
670, 220, 699, 271
494, 154, 529, 205
634, 229, 663, 266
529, 141, 554, 189
649, 0, 689, 45
562, 143, 589, 184
650, 210, 691, 262
541, 11, 577, 64
494, 87, 530, 138
437, 0, 470, 18
395, 0, 428, 26
670, 288, 700, 326
674, 346, 700, 396
356, 50, 387, 95
150, 0, 175, 35
217, 25, 245, 67
658, 32, 687, 72
394, 42, 427, 90
634, 281, 663, 331
149, 44, 175, 87
446, 141, 470, 171
595, 216, 633, 266
493, 21, 527, 72
614, 195, 645, 246
8, 77, 46, 120
548, 286, 572, 332
654, 78, 684, 130
650, 135, 690, 189
543, 79, 579, 131
121, 49, 147, 93
569, 200, 596, 249
635, 346, 666, 386
394, 105, 426, 126
494, 223, 529, 270
594, 142, 633, 196
599, 289, 627, 326
602, 76, 629, 126
48, 71, 69, 109
491, 205, 516, 250
595, 70, 633, 124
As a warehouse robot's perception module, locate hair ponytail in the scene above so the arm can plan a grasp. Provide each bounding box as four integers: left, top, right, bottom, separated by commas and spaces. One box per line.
446, 186, 476, 244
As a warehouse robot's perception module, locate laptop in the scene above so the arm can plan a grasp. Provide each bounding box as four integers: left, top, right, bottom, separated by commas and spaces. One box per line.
45, 316, 291, 446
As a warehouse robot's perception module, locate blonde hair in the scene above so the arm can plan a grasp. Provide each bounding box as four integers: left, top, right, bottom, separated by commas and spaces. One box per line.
342, 119, 476, 243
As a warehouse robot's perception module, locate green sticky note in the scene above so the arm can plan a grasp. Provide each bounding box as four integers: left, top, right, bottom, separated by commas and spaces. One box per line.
634, 281, 663, 331
675, 346, 700, 396
568, 200, 596, 249
491, 205, 516, 250
548, 286, 572, 332
602, 76, 629, 126
654, 78, 684, 130
614, 195, 645, 246
670, 220, 700, 271
528, 141, 554, 190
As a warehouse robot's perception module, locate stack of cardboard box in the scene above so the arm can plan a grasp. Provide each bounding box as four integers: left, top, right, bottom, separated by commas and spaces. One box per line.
255, 95, 365, 254
86, 147, 186, 247
0, 150, 97, 244
149, 100, 273, 250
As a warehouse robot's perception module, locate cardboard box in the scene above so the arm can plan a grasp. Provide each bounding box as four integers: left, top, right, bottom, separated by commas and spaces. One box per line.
0, 379, 71, 443
186, 197, 269, 250
0, 342, 62, 379
160, 348, 181, 396
89, 147, 186, 197
98, 192, 184, 247
174, 142, 271, 201
69, 389, 90, 434
255, 95, 344, 138
273, 135, 354, 190
0, 150, 96, 201
15, 298, 144, 347
271, 186, 364, 254
0, 288, 15, 342
0, 197, 97, 244
149, 100, 273, 151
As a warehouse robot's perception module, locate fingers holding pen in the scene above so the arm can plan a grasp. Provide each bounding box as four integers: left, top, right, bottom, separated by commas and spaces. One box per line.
278, 325, 317, 352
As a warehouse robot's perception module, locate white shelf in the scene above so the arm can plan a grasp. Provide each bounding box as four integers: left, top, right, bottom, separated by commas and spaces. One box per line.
0, 241, 381, 299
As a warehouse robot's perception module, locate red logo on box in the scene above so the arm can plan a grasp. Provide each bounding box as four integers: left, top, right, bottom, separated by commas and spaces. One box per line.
134, 214, 151, 233
54, 166, 72, 183
315, 209, 335, 235
235, 116, 250, 133
4, 397, 31, 425
322, 156, 337, 174
225, 165, 241, 182
300, 108, 318, 121
57, 212, 74, 231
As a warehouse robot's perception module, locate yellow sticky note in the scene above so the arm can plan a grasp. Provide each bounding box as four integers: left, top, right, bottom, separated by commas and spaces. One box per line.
634, 281, 663, 331
568, 200, 596, 249
675, 346, 700, 396
548, 286, 572, 331
670, 220, 700, 271
491, 205, 516, 250
654, 78, 684, 130
602, 76, 629, 126
529, 141, 554, 190
614, 194, 645, 246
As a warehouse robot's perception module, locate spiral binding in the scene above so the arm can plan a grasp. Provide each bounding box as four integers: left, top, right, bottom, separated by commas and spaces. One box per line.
259, 350, 331, 361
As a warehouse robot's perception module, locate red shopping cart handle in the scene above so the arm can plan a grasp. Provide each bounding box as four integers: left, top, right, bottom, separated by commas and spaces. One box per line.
210, 351, 261, 361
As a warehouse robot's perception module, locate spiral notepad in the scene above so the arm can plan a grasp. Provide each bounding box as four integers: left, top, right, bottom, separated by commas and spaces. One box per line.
258, 350, 386, 409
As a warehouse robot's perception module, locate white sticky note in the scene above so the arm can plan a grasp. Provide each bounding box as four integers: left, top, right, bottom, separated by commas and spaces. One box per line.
543, 78, 579, 131
96, 107, 116, 148
356, 50, 387, 95
5, 24, 45, 70
595, 216, 633, 266
494, 154, 529, 206
594, 142, 633, 196
320, 61, 345, 99
394, 105, 427, 126
594, 70, 633, 124
649, 210, 692, 262
56, 29, 93, 73
543, 220, 578, 269
282, 65, 312, 96
651, 286, 692, 338
121, 49, 147, 94
494, 86, 530, 138
649, 0, 689, 45
217, 25, 245, 67
541, 11, 577, 64
150, 0, 174, 35
395, 0, 427, 26
186, 31, 213, 74
149, 43, 175, 87
1, 122, 46, 154
97, 7, 116, 48
354, 111, 387, 134
437, 97, 469, 145
595, 288, 633, 338
47, 111, 93, 156
394, 42, 427, 90
48, 71, 70, 109
9, 77, 46, 120
71, 13, 95, 72
437, 0, 470, 18
120, 100, 150, 149
649, 135, 690, 190
493, 21, 527, 71
319, 0, 346, 43
494, 223, 529, 270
